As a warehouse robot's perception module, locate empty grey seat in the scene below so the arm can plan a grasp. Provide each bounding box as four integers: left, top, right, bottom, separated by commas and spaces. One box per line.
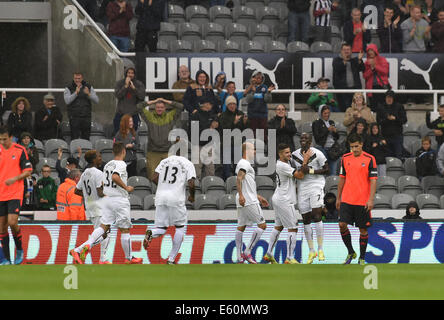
250, 23, 272, 43
185, 5, 210, 25
300, 121, 313, 134
376, 176, 398, 199
325, 175, 340, 193
45, 139, 69, 161
159, 22, 178, 43
287, 41, 309, 53
265, 40, 287, 53
403, 157, 417, 177
273, 24, 288, 43
373, 193, 391, 209
256, 175, 275, 200
268, 1, 287, 21
217, 194, 237, 210
60, 121, 71, 143
201, 176, 226, 198
178, 22, 201, 43
218, 39, 241, 53
137, 157, 147, 177
418, 123, 435, 137
34, 139, 45, 159
257, 6, 280, 30
143, 194, 156, 210
403, 122, 420, 138
202, 22, 225, 43
226, 23, 249, 43
169, 39, 193, 53
440, 194, 444, 209
193, 39, 217, 52
385, 157, 405, 180
225, 176, 237, 195
398, 175, 422, 199
128, 176, 153, 200
129, 19, 137, 40
244, 0, 265, 12
95, 139, 114, 163
391, 193, 415, 209
241, 40, 265, 53
194, 194, 218, 210
70, 139, 93, 156
416, 193, 440, 209
233, 6, 256, 30
403, 136, 421, 152
129, 194, 143, 210
209, 5, 232, 25
168, 4, 186, 24
421, 176, 444, 198
156, 40, 170, 53
310, 41, 333, 53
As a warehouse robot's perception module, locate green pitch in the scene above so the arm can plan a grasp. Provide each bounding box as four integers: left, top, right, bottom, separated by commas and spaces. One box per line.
1, 264, 443, 300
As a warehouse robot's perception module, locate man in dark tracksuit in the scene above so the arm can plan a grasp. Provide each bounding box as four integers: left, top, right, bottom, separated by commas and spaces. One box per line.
135, 0, 164, 52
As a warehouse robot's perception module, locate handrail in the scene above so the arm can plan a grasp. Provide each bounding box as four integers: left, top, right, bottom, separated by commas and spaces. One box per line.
71, 0, 135, 57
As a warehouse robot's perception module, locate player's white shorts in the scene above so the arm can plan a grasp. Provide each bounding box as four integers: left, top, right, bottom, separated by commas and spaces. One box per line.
155, 205, 187, 228
297, 190, 324, 214
272, 198, 299, 229
100, 196, 132, 229
237, 203, 265, 226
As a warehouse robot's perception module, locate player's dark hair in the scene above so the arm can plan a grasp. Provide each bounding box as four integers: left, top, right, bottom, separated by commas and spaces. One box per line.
348, 133, 363, 144
439, 104, 444, 109
226, 81, 235, 87
278, 143, 290, 153
341, 42, 351, 49
113, 142, 125, 156
0, 125, 11, 136
84, 150, 97, 164
41, 164, 51, 171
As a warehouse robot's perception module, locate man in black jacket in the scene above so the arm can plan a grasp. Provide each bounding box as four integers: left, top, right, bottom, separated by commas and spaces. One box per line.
377, 6, 403, 53
135, 0, 164, 52
332, 43, 365, 112
268, 104, 297, 155
376, 90, 407, 159
63, 72, 99, 141
287, 0, 311, 44
34, 94, 63, 142
426, 104, 444, 149
343, 8, 371, 53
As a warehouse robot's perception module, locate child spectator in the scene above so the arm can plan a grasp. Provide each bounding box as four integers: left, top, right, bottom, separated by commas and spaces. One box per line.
307, 77, 338, 112
19, 132, 39, 173
36, 165, 57, 210
402, 201, 422, 219
426, 105, 444, 150
365, 123, 390, 177
215, 76, 246, 113
415, 136, 438, 180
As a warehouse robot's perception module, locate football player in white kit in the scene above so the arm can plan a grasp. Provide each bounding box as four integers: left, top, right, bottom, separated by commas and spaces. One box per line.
235, 142, 269, 264
71, 142, 142, 264
143, 155, 196, 265
292, 133, 329, 264
70, 150, 112, 264
263, 143, 308, 264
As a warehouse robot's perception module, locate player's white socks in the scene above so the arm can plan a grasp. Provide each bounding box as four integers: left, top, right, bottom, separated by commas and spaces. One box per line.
244, 227, 264, 256
314, 221, 324, 251
100, 236, 110, 262
287, 231, 297, 260
75, 227, 105, 253
235, 230, 243, 261
168, 227, 185, 263
304, 224, 315, 253
121, 233, 131, 261
267, 228, 281, 256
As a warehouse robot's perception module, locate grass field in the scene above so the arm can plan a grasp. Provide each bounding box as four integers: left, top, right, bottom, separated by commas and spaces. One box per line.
1, 264, 444, 300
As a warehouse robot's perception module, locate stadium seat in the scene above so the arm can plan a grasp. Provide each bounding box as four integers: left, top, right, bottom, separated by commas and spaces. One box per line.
194, 194, 218, 210
34, 139, 45, 160
273, 24, 288, 43
398, 175, 422, 199
209, 5, 232, 25
35, 158, 57, 176
250, 23, 272, 43
129, 19, 137, 40
385, 157, 405, 180
391, 193, 415, 209
403, 136, 421, 153
293, 135, 301, 150
264, 40, 287, 53
128, 176, 153, 200
325, 175, 340, 193
310, 41, 333, 53
129, 194, 143, 210
257, 6, 280, 30
136, 158, 147, 177
403, 157, 417, 177
287, 41, 309, 53
45, 139, 69, 161
201, 176, 226, 198
416, 193, 440, 209
168, 4, 186, 24
300, 122, 313, 134
90, 121, 106, 146
69, 139, 93, 156
95, 139, 114, 163
60, 121, 71, 143
138, 135, 148, 154
169, 39, 193, 53
256, 176, 275, 200
403, 122, 420, 138
193, 39, 217, 52
185, 5, 210, 25
217, 194, 237, 210
268, 1, 287, 21
60, 157, 86, 170
418, 123, 435, 138
156, 40, 170, 53
202, 22, 225, 43
241, 40, 265, 53
233, 6, 256, 30
373, 193, 391, 209
159, 22, 178, 43
421, 176, 444, 199
143, 194, 156, 210
244, 0, 265, 12
226, 23, 249, 43
376, 176, 398, 199
178, 22, 201, 43
440, 194, 444, 209
225, 176, 237, 195
217, 39, 241, 53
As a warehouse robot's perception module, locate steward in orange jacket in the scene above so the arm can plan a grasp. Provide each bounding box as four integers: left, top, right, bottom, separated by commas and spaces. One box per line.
56, 169, 85, 220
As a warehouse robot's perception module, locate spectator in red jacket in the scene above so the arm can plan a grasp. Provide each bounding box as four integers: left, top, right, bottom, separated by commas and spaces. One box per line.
363, 44, 390, 112
106, 0, 134, 52
431, 8, 444, 52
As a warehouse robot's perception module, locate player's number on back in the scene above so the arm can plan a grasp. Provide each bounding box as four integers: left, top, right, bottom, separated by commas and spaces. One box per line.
83, 179, 92, 196
104, 170, 117, 188
163, 166, 178, 184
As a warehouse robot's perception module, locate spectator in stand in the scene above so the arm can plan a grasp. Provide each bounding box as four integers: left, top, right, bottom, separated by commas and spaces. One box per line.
0, 91, 7, 126
34, 94, 63, 142
172, 65, 195, 104
7, 97, 33, 143
391, 0, 410, 23
343, 92, 375, 134
363, 44, 390, 111
183, 70, 219, 116
345, 117, 369, 151
134, 0, 164, 52
97, 0, 113, 27
78, 0, 97, 20
431, 8, 444, 52
415, 136, 438, 180
218, 96, 249, 180
244, 71, 274, 142
106, 0, 134, 52
333, 43, 365, 112
137, 97, 183, 181
378, 6, 403, 53
114, 114, 139, 178
343, 8, 371, 53
402, 201, 422, 219
401, 5, 432, 52
64, 72, 99, 141
376, 90, 407, 159
426, 105, 444, 149
287, 0, 311, 44
216, 80, 245, 112
307, 77, 338, 112
22, 174, 37, 211
313, 0, 339, 43
190, 98, 218, 180
56, 147, 81, 184
19, 132, 39, 173
364, 123, 390, 177
268, 104, 297, 155
36, 165, 57, 211
56, 169, 86, 221
437, 142, 444, 175
422, 0, 438, 25
312, 104, 340, 176
114, 67, 146, 134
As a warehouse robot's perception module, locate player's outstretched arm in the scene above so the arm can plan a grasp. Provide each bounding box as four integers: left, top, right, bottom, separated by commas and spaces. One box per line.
336, 176, 345, 210
236, 170, 246, 206
112, 173, 134, 193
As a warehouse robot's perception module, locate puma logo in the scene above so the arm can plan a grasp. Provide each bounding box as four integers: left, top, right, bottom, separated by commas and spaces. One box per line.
245, 57, 284, 89
400, 58, 438, 90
